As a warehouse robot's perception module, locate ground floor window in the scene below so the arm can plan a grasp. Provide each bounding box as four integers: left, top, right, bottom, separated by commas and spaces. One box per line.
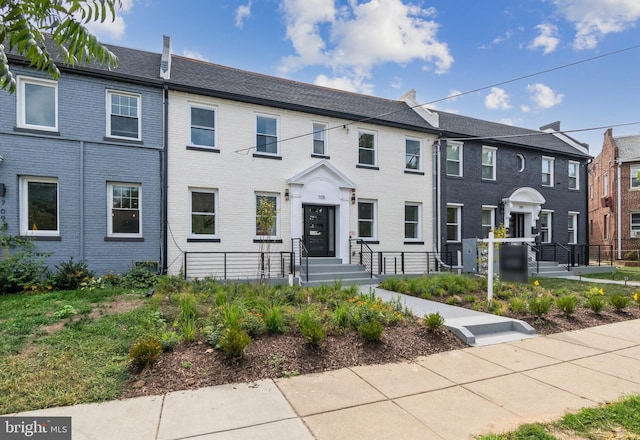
540, 211, 552, 243
631, 212, 640, 237
404, 203, 420, 240
446, 204, 461, 242
108, 182, 141, 237
20, 176, 59, 237
568, 212, 578, 244
358, 200, 376, 239
481, 206, 496, 238
190, 189, 217, 236
255, 193, 279, 237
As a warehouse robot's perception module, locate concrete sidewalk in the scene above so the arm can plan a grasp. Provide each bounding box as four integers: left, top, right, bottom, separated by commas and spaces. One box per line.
11, 319, 640, 440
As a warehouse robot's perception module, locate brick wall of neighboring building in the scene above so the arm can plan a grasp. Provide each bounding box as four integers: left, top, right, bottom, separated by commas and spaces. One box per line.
620, 161, 640, 257
588, 129, 617, 255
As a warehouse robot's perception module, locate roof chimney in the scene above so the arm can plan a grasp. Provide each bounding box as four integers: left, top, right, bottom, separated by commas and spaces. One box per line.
160, 35, 171, 79
539, 121, 560, 132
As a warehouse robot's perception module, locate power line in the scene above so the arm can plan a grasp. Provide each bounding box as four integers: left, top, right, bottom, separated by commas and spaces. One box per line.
235, 42, 640, 154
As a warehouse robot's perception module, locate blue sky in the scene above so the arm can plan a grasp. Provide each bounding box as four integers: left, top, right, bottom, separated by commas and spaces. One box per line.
89, 0, 640, 155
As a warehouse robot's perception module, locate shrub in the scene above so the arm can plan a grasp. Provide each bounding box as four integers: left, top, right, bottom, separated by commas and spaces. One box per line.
556, 295, 578, 317
263, 304, 288, 334
509, 297, 528, 315
529, 295, 553, 319
218, 326, 252, 359
331, 302, 353, 330
160, 331, 181, 352
423, 312, 445, 333
53, 257, 95, 291
609, 294, 631, 312
241, 311, 266, 337
297, 308, 326, 348
585, 295, 606, 314
0, 225, 52, 294
623, 250, 640, 261
120, 265, 159, 289
177, 292, 199, 342
358, 320, 384, 342
129, 337, 162, 367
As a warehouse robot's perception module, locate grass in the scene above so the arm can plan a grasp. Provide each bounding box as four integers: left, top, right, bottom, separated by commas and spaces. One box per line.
477, 394, 640, 439
581, 266, 640, 282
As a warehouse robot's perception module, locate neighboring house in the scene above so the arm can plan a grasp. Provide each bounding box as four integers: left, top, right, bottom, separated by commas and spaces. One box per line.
162, 47, 441, 279
435, 117, 591, 266
588, 129, 640, 260
0, 44, 165, 276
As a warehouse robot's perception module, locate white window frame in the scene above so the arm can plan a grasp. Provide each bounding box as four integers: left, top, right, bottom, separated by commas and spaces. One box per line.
312, 122, 328, 156
106, 90, 141, 140
17, 76, 58, 131
568, 161, 580, 190
446, 204, 462, 243
19, 176, 59, 237
357, 129, 377, 167
107, 182, 142, 238
540, 210, 552, 243
542, 156, 555, 187
357, 199, 377, 239
189, 103, 217, 148
255, 192, 280, 238
568, 212, 578, 244
189, 188, 218, 238
481, 205, 496, 238
604, 214, 610, 240
631, 212, 640, 237
481, 146, 497, 181
405, 137, 422, 171
446, 142, 463, 176
630, 165, 640, 190
256, 114, 279, 156
516, 154, 525, 172
404, 203, 421, 241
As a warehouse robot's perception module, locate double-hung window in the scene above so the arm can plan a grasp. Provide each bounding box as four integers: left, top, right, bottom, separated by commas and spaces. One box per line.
17, 76, 58, 131
404, 203, 420, 240
405, 138, 421, 171
190, 189, 217, 237
255, 193, 279, 238
603, 172, 609, 195
357, 200, 376, 239
108, 182, 142, 237
312, 123, 327, 156
256, 115, 278, 155
107, 91, 141, 140
542, 156, 554, 186
568, 212, 578, 244
568, 161, 579, 190
20, 177, 59, 237
358, 130, 376, 166
482, 146, 496, 180
631, 165, 640, 189
631, 213, 640, 238
446, 204, 462, 242
190, 104, 216, 148
446, 142, 462, 176
540, 211, 552, 243
481, 206, 496, 238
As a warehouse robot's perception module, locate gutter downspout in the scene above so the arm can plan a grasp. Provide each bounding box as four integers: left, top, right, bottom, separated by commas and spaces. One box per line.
161, 84, 169, 274
79, 140, 84, 261
617, 160, 622, 260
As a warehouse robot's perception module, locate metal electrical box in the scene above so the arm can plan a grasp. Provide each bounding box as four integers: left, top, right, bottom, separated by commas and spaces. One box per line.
462, 238, 478, 273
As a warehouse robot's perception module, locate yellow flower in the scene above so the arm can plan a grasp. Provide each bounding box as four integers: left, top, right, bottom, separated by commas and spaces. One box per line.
634, 293, 639, 302
599, 288, 604, 295
533, 280, 539, 287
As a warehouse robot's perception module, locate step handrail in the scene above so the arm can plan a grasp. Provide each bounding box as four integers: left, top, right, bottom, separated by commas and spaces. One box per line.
291, 238, 310, 283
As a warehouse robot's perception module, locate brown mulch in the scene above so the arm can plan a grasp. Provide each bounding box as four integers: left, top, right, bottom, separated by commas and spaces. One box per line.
123, 300, 640, 399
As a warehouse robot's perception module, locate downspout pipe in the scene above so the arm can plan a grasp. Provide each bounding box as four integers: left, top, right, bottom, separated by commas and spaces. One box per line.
161, 84, 169, 274
617, 160, 622, 260
79, 140, 84, 261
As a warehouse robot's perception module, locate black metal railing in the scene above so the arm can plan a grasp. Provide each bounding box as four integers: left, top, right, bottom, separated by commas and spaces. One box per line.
183, 251, 294, 280
526, 243, 613, 269
349, 240, 453, 276
291, 238, 310, 283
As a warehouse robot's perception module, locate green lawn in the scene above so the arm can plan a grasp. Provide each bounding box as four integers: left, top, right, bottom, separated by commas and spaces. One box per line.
581, 266, 640, 282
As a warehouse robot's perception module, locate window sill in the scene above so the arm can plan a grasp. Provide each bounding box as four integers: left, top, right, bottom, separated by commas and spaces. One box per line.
14, 127, 60, 136
104, 136, 144, 145
404, 170, 424, 175
482, 179, 497, 182
187, 146, 220, 153
404, 241, 424, 245
253, 238, 283, 243
356, 164, 379, 170
187, 238, 221, 243
446, 174, 464, 179
357, 239, 379, 244
21, 235, 61, 241
253, 153, 282, 160
311, 154, 330, 159
104, 237, 144, 242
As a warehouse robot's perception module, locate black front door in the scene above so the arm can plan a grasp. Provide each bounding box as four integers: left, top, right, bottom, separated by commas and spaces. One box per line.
303, 205, 335, 257
510, 213, 525, 238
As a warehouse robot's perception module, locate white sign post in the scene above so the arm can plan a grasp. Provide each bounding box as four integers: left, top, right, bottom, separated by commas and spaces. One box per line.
481, 232, 534, 303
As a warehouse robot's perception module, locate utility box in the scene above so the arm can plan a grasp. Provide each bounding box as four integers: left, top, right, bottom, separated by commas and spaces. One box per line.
462, 238, 478, 273
499, 244, 528, 283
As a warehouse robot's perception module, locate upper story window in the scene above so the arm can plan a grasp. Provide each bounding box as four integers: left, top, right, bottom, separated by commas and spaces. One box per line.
446, 142, 462, 176
358, 130, 376, 166
404, 203, 421, 240
542, 156, 555, 187
446, 204, 462, 242
357, 200, 376, 239
590, 183, 594, 200
481, 146, 496, 180
631, 165, 640, 189
405, 138, 421, 171
20, 176, 59, 237
516, 154, 525, 172
17, 76, 58, 131
107, 91, 141, 140
568, 161, 580, 190
312, 123, 328, 156
108, 182, 142, 238
190, 104, 216, 148
190, 189, 217, 237
255, 193, 279, 238
603, 172, 609, 195
256, 115, 278, 155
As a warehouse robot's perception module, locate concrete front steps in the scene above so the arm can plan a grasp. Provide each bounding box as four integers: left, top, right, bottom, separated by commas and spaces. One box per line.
530, 261, 616, 278
299, 257, 377, 287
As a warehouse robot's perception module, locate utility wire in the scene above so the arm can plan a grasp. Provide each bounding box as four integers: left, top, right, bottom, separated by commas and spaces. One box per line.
235, 42, 640, 154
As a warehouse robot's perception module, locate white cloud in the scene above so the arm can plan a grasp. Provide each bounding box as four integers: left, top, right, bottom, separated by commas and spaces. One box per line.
528, 23, 559, 54
553, 0, 640, 49
484, 87, 511, 110
235, 1, 252, 29
521, 104, 531, 113
314, 73, 374, 95
527, 83, 564, 108
499, 118, 515, 126
279, 0, 453, 94
84, 0, 134, 40
182, 49, 209, 62
447, 89, 462, 101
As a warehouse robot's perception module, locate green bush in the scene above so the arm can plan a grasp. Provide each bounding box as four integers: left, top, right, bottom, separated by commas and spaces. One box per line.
0, 225, 52, 294
219, 326, 252, 359
423, 312, 445, 332
263, 304, 288, 334
160, 331, 181, 352
585, 295, 606, 314
53, 257, 95, 291
358, 320, 384, 342
120, 265, 159, 289
508, 297, 528, 315
529, 295, 553, 319
609, 294, 631, 312
556, 295, 578, 317
129, 337, 162, 367
297, 308, 326, 348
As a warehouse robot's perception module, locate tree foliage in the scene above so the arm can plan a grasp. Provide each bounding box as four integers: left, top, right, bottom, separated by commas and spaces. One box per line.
0, 0, 121, 92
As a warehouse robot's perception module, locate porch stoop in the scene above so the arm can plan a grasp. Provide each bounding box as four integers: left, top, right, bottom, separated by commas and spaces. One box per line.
299, 257, 377, 287
529, 261, 571, 278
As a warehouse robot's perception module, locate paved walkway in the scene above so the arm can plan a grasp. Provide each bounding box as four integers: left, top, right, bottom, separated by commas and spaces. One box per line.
9, 318, 640, 440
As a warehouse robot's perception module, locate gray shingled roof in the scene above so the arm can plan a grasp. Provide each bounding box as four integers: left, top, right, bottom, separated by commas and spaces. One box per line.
615, 135, 640, 162
436, 111, 591, 158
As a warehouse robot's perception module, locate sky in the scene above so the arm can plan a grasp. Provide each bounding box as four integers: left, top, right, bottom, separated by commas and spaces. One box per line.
88, 0, 640, 155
